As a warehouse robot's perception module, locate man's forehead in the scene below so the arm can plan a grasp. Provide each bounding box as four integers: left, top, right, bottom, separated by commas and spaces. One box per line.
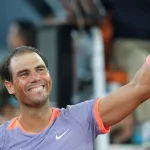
10, 52, 46, 73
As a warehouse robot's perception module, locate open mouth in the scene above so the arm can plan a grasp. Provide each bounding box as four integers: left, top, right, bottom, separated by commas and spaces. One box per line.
28, 85, 45, 92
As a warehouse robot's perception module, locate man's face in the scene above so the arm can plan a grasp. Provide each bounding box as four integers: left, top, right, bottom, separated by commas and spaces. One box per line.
6, 52, 52, 107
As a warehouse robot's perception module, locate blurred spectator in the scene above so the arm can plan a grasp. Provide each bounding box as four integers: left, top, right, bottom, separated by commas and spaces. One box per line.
101, 0, 150, 144
0, 20, 37, 122
8, 19, 37, 48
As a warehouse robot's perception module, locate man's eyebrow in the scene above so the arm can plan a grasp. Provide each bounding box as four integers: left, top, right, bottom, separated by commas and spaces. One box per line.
16, 65, 47, 75
35, 65, 47, 69
17, 69, 29, 76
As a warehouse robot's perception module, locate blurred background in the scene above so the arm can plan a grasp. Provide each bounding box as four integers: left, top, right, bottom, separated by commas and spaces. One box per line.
0, 0, 150, 150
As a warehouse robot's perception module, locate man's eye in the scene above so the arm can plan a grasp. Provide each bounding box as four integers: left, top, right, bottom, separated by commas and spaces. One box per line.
20, 73, 28, 77
38, 68, 45, 72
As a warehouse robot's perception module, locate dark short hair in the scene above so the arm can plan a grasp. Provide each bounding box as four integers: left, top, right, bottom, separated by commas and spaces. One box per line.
13, 20, 37, 47
0, 46, 48, 82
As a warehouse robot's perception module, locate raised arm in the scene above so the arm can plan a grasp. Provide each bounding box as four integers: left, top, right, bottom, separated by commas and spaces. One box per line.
99, 56, 150, 127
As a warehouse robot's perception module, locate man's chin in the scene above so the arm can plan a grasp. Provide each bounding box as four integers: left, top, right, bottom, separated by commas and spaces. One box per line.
29, 97, 48, 107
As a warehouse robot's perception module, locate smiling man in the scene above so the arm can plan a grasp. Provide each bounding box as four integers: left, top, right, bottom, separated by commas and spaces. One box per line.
7, 52, 51, 108
0, 46, 150, 150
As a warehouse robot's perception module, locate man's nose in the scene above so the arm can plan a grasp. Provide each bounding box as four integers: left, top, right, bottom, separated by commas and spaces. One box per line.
29, 72, 40, 82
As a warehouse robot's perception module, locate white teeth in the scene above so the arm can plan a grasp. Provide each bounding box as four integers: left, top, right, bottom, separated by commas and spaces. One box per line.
30, 86, 43, 92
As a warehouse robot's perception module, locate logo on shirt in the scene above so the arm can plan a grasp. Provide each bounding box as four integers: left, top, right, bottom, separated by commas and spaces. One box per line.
56, 129, 69, 140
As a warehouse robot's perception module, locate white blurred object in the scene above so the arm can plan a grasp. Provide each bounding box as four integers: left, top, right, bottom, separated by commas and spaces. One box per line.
109, 144, 144, 150
91, 27, 106, 98
107, 82, 121, 94
91, 27, 109, 150
141, 121, 150, 145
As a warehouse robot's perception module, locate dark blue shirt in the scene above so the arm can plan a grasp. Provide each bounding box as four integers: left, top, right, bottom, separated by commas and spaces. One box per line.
101, 0, 150, 39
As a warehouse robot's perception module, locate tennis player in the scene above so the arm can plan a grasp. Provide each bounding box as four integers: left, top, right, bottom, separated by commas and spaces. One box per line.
0, 46, 150, 150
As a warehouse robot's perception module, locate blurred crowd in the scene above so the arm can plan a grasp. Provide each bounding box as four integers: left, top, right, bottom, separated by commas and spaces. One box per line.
1, 0, 150, 146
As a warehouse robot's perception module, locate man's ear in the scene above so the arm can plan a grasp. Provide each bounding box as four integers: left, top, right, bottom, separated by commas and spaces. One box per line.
5, 81, 15, 94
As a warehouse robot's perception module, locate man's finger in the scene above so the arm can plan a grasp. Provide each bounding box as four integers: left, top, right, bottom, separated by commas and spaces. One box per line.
146, 55, 150, 65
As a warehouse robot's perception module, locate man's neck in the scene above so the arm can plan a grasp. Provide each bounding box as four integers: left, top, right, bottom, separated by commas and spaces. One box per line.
18, 101, 52, 133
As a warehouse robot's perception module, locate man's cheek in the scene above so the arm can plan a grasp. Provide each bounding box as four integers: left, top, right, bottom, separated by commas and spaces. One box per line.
14, 79, 26, 93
